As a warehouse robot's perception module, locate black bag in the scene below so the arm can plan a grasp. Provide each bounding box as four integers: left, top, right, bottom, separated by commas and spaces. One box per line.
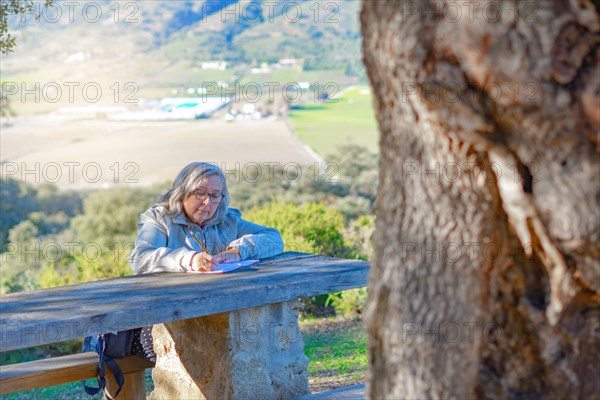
81, 327, 155, 399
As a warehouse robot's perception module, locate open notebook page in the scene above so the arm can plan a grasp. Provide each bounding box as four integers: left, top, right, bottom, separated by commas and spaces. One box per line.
188, 259, 259, 274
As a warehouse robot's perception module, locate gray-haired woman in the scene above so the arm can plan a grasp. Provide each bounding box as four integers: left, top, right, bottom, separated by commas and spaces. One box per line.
130, 162, 284, 274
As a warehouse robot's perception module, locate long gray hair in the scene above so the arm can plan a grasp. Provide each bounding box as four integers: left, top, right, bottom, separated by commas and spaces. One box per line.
155, 162, 230, 227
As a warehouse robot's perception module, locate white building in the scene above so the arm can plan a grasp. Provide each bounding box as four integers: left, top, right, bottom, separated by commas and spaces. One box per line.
200, 61, 227, 70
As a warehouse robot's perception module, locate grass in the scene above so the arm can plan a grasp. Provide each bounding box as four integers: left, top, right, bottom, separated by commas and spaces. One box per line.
288, 85, 379, 157
301, 317, 367, 393
0, 317, 366, 399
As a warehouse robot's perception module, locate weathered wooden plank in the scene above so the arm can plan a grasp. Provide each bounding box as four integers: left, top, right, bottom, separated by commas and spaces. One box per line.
0, 352, 153, 394
0, 253, 369, 351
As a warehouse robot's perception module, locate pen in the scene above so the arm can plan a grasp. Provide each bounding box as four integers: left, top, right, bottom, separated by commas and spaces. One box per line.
189, 230, 210, 254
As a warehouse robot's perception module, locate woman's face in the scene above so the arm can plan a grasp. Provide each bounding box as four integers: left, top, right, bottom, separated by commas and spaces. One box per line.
182, 175, 223, 226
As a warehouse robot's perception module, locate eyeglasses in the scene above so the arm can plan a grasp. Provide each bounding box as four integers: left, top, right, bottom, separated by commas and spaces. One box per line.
192, 190, 224, 204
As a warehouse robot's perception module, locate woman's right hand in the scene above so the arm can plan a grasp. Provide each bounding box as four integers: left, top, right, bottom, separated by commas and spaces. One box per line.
188, 252, 218, 272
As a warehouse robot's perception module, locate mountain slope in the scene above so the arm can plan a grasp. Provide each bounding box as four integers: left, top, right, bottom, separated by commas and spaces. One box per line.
1, 0, 363, 86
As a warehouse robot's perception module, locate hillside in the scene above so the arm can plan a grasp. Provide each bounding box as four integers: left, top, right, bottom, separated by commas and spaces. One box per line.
1, 0, 364, 88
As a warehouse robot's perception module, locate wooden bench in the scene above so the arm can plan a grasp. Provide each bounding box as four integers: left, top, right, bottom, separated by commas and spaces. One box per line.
0, 252, 369, 399
0, 353, 153, 396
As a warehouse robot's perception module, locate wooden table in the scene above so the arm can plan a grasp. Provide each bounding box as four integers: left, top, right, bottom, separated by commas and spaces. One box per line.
1, 252, 370, 399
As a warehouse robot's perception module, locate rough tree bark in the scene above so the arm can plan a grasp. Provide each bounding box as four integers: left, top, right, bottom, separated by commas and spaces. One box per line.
361, 1, 599, 398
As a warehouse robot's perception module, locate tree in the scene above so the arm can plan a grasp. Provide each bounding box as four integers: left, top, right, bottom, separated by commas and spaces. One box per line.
7, 219, 38, 243
0, 0, 51, 53
0, 177, 38, 250
70, 186, 158, 248
361, 1, 599, 398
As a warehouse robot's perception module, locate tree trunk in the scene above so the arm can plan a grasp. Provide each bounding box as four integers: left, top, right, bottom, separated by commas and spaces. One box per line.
361, 1, 599, 398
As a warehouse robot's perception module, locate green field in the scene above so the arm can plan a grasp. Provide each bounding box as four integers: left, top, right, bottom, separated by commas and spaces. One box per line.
288, 86, 379, 157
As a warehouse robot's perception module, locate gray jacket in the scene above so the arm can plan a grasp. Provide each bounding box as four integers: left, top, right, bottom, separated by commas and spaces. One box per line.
130, 206, 284, 274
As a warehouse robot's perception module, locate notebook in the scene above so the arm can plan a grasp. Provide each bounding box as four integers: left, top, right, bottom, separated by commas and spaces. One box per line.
189, 259, 259, 274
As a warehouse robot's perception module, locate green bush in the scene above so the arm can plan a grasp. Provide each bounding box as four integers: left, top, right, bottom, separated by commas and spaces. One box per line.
326, 288, 368, 319
37, 241, 134, 289
35, 183, 84, 217
245, 201, 353, 317
0, 179, 84, 251
342, 214, 374, 261
2, 185, 162, 293
0, 177, 38, 250
70, 186, 159, 248
244, 201, 347, 257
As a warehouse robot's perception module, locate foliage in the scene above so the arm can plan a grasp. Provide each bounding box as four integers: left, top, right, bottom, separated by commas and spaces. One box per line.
35, 183, 84, 216
244, 201, 346, 257
330, 195, 372, 222
244, 200, 361, 317
326, 288, 368, 319
7, 219, 38, 244
1, 184, 158, 293
327, 142, 379, 199
70, 186, 158, 248
0, 179, 85, 293
228, 163, 346, 213
26, 211, 70, 236
0, 177, 38, 250
0, 0, 52, 53
0, 178, 83, 250
342, 214, 375, 261
37, 241, 133, 288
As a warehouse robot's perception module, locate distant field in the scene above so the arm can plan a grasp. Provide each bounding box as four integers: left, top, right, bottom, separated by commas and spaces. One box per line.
1, 68, 350, 116
287, 86, 379, 158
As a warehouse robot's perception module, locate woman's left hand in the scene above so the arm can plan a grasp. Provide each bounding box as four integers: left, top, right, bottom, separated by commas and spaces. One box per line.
214, 248, 242, 263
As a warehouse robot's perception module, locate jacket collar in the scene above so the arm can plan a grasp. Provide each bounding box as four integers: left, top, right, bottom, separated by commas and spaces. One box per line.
171, 211, 192, 226
171, 210, 212, 230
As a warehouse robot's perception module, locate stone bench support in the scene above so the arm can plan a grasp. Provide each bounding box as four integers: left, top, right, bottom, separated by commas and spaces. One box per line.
150, 300, 310, 400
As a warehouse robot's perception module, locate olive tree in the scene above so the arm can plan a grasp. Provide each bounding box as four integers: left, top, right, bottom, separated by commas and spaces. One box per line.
361, 1, 599, 398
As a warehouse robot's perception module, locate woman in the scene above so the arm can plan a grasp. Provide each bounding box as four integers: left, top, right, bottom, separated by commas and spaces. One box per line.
130, 162, 284, 274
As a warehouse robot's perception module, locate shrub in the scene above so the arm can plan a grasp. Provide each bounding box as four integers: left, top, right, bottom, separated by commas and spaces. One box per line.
244, 201, 347, 257
326, 288, 368, 319
70, 186, 159, 248
245, 201, 352, 317
0, 177, 37, 250
37, 241, 134, 289
342, 214, 374, 261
